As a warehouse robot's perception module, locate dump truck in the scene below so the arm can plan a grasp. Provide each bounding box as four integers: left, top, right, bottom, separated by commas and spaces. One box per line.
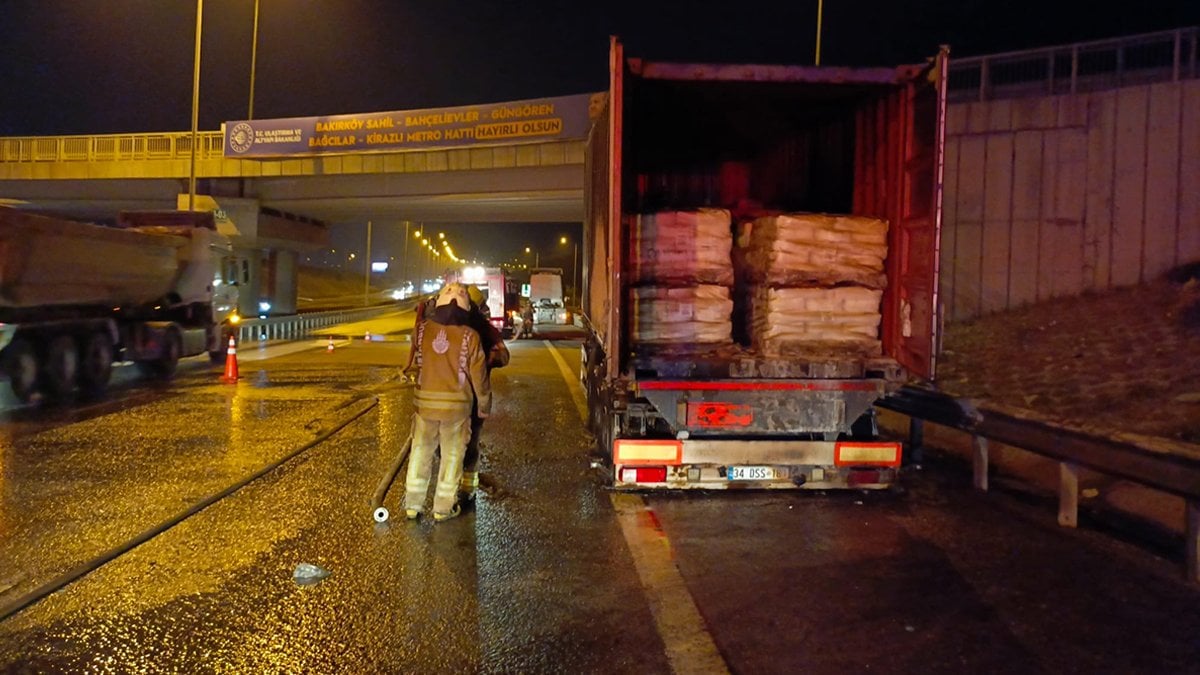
581, 38, 947, 489
0, 208, 240, 403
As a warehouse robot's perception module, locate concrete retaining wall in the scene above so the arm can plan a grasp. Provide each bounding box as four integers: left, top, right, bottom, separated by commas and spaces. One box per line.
942, 80, 1200, 321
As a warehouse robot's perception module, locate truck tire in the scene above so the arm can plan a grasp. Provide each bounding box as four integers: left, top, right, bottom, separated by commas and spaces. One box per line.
42, 335, 78, 400
135, 328, 181, 379
4, 338, 39, 403
78, 331, 114, 396
154, 328, 182, 378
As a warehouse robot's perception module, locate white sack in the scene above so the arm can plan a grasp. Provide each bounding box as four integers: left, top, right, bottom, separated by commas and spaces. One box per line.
632, 209, 734, 286
631, 285, 733, 344
749, 286, 883, 356
741, 213, 888, 289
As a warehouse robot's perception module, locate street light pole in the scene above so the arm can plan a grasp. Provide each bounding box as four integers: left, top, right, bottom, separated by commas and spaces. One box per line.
814, 0, 824, 66
364, 220, 372, 307
248, 0, 260, 119
402, 221, 411, 292
188, 0, 204, 212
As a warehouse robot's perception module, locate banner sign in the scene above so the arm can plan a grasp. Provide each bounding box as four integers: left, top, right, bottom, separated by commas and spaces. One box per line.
223, 92, 599, 158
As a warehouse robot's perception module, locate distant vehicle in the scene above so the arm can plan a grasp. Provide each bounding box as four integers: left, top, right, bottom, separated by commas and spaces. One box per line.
0, 208, 241, 403
454, 265, 517, 338
529, 268, 570, 325
580, 38, 947, 490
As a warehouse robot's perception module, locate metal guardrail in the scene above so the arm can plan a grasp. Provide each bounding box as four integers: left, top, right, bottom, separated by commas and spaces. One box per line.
0, 131, 225, 163
232, 303, 404, 345
948, 27, 1199, 102
879, 385, 1200, 584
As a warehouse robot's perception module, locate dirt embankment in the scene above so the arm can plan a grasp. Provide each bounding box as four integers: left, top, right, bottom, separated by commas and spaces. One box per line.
935, 279, 1200, 444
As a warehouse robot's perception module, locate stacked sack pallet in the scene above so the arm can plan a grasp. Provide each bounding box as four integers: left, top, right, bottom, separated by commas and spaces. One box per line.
630, 209, 734, 347
739, 213, 888, 356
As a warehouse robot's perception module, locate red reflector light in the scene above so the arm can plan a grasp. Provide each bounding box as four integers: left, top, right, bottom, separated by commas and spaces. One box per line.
620, 466, 667, 483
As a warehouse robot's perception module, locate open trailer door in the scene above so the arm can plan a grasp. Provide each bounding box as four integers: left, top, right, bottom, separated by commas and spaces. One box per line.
860, 48, 947, 382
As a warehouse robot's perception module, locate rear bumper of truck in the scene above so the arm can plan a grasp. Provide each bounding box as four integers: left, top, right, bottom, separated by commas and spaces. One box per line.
612, 438, 901, 490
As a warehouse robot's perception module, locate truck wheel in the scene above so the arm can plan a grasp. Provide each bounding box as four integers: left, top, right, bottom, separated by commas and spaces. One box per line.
42, 335, 78, 400
78, 331, 114, 396
156, 329, 182, 378
135, 329, 182, 380
3, 338, 38, 403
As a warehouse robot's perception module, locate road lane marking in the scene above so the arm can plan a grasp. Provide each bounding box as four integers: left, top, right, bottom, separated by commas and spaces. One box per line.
610, 494, 730, 675
544, 340, 589, 424
546, 341, 729, 674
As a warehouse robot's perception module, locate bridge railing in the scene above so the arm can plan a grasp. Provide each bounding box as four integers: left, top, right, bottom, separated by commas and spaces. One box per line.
0, 131, 226, 163
949, 26, 1199, 102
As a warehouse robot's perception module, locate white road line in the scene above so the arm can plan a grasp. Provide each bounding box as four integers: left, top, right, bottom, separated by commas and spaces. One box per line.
610, 494, 730, 675
543, 340, 589, 424
546, 341, 729, 675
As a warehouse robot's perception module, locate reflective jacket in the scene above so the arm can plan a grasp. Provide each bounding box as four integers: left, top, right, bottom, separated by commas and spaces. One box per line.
411, 319, 491, 421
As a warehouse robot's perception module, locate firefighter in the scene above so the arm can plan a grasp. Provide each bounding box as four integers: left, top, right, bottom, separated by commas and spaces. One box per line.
519, 302, 535, 339
402, 283, 491, 522
461, 285, 509, 502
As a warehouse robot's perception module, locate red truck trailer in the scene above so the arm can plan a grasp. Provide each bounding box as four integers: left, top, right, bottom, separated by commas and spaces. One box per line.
581, 38, 948, 489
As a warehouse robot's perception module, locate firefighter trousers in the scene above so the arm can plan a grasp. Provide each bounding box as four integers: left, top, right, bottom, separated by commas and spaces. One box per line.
404, 413, 470, 515
460, 413, 485, 493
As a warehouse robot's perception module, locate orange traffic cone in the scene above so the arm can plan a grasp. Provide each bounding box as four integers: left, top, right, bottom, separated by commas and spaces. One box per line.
327, 336, 335, 352
221, 336, 239, 382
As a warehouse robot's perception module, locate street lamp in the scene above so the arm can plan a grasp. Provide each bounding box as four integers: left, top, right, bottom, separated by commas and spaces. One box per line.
814, 0, 824, 65
248, 0, 260, 119
188, 0, 204, 212
363, 220, 372, 307
402, 221, 411, 291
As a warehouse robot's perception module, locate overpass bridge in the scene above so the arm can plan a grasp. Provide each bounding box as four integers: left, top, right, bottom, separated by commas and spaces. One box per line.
0, 93, 593, 317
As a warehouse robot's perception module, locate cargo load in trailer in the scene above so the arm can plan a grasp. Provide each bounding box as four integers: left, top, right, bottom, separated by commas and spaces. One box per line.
0, 208, 241, 403
580, 38, 948, 490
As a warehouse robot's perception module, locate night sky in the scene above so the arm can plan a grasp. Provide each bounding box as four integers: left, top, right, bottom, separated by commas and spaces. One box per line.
3, 0, 1198, 268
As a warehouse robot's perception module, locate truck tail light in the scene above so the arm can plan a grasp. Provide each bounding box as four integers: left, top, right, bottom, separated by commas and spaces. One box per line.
620, 466, 667, 483
834, 441, 902, 467
613, 439, 682, 465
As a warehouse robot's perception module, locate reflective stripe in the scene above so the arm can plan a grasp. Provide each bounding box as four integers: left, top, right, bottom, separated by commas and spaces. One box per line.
416, 390, 472, 401
416, 400, 472, 412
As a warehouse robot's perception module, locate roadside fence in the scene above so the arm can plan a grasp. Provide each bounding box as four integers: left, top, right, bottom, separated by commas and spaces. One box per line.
879, 385, 1200, 585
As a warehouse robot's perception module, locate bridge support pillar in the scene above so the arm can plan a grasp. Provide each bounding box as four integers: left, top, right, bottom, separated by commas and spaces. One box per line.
267, 249, 299, 315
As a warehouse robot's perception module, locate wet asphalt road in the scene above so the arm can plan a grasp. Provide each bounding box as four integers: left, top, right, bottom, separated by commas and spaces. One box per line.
0, 337, 1198, 673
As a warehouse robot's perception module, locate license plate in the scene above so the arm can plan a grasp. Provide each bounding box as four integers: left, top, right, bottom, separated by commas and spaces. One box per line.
727, 466, 778, 481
